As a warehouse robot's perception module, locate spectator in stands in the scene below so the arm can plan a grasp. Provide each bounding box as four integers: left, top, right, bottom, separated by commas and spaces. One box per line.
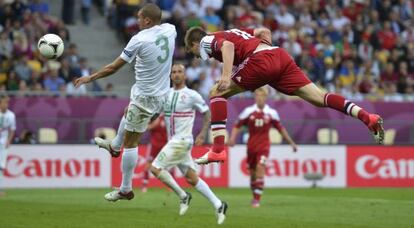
43, 69, 65, 92
28, 0, 49, 14
81, 0, 92, 25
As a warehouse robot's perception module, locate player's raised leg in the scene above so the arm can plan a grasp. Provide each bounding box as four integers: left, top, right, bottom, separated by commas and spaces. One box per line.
183, 167, 228, 224
95, 107, 128, 157
294, 83, 384, 144
195, 81, 244, 164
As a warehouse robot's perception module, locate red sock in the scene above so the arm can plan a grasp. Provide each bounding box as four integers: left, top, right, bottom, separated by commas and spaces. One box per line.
324, 93, 370, 125
142, 170, 149, 186
252, 178, 264, 201
210, 96, 227, 153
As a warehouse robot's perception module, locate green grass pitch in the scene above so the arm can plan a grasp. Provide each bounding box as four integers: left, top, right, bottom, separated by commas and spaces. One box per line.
1, 188, 413, 227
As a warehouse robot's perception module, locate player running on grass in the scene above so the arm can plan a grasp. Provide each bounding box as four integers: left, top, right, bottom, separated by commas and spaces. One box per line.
141, 114, 168, 193
150, 64, 227, 224
75, 3, 176, 201
184, 27, 384, 165
228, 87, 297, 208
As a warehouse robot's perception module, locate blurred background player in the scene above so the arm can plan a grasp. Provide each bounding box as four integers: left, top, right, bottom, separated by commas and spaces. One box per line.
150, 64, 227, 224
75, 3, 176, 201
0, 95, 16, 196
228, 87, 297, 208
185, 27, 384, 165
141, 114, 168, 193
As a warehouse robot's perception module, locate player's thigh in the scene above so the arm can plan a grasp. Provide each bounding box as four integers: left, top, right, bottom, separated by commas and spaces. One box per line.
209, 80, 245, 99
125, 95, 166, 133
267, 48, 313, 95
152, 138, 192, 171
293, 83, 326, 107
177, 152, 197, 178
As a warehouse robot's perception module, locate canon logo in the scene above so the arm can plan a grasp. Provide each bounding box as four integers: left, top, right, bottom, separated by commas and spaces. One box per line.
5, 155, 101, 178
355, 155, 414, 179
241, 158, 337, 177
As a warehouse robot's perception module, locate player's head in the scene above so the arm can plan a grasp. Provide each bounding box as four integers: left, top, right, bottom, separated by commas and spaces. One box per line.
137, 3, 162, 30
184, 27, 207, 57
0, 94, 9, 112
171, 64, 186, 88
254, 87, 268, 108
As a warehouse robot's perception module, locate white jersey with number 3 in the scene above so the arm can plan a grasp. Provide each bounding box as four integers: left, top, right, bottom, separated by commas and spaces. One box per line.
164, 87, 209, 140
120, 23, 177, 97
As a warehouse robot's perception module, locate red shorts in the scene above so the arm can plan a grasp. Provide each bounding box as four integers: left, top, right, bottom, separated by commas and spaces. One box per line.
146, 144, 164, 161
246, 149, 269, 169
231, 48, 312, 95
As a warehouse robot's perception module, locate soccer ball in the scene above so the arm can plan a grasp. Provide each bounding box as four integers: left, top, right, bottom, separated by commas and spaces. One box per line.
37, 34, 64, 59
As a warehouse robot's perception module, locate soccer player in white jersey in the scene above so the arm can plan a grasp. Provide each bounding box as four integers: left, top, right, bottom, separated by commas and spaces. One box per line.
0, 95, 16, 196
150, 64, 227, 224
75, 3, 176, 201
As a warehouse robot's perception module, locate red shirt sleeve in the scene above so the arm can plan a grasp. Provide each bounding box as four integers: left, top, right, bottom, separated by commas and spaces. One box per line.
234, 118, 248, 128
211, 36, 225, 53
240, 28, 255, 36
272, 120, 285, 131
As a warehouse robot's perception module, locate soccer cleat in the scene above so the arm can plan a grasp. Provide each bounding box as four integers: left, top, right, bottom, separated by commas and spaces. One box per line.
104, 190, 134, 202
94, 137, 121, 158
194, 149, 227, 165
216, 201, 228, 225
179, 192, 192, 216
251, 199, 260, 208
367, 114, 384, 145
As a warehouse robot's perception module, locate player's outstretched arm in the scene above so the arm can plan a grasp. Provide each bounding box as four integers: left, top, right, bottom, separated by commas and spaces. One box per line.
217, 41, 235, 91
253, 27, 272, 45
75, 57, 127, 88
195, 110, 211, 146
279, 128, 298, 152
228, 126, 241, 147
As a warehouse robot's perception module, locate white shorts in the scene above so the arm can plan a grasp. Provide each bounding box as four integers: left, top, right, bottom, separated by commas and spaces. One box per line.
152, 137, 197, 175
0, 145, 8, 170
125, 94, 167, 133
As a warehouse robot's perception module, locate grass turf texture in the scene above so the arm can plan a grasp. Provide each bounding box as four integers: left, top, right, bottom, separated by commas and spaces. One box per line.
0, 188, 413, 227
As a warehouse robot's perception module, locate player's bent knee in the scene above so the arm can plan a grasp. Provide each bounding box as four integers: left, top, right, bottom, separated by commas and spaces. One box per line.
150, 166, 161, 177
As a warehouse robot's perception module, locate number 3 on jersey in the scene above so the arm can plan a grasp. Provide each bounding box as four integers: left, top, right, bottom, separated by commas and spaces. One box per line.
155, 35, 169, 63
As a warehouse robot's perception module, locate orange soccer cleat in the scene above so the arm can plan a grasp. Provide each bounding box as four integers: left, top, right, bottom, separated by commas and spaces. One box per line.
367, 114, 384, 145
194, 148, 227, 164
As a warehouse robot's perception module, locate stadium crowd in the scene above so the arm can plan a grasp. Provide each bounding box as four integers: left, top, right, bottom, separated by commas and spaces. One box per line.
110, 0, 414, 101
1, 0, 413, 101
0, 0, 111, 96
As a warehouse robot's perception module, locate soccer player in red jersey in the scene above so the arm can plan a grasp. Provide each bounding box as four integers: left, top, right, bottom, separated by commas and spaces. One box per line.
141, 114, 168, 193
228, 87, 297, 208
184, 27, 384, 164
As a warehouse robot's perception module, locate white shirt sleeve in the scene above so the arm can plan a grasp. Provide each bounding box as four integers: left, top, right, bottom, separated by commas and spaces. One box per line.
10, 112, 16, 131
120, 35, 141, 63
270, 109, 280, 121
192, 92, 209, 113
199, 35, 214, 60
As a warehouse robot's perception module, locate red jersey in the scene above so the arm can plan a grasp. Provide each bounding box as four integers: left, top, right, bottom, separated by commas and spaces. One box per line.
149, 115, 168, 148
235, 104, 284, 153
199, 28, 266, 66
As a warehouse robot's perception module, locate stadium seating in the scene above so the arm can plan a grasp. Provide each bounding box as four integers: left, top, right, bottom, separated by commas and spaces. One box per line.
94, 127, 116, 141
317, 128, 338, 144
384, 128, 396, 145
38, 128, 58, 144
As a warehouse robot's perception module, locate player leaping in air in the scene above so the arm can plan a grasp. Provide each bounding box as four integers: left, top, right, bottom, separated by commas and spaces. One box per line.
184, 27, 384, 165
75, 3, 176, 201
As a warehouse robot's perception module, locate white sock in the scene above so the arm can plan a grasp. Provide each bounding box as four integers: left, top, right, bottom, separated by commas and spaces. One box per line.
195, 178, 222, 209
158, 169, 186, 199
111, 116, 126, 151
119, 147, 138, 193
0, 170, 3, 191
